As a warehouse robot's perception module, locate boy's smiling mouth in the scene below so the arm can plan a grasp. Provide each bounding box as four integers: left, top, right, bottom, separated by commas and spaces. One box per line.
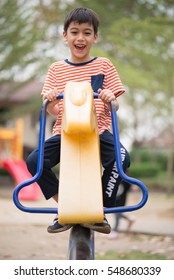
75, 44, 86, 50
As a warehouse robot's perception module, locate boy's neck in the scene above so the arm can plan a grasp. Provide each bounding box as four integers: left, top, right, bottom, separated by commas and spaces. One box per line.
65, 57, 97, 65
68, 55, 94, 64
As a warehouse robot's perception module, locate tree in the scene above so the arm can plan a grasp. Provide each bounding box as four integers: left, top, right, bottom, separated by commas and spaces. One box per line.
107, 16, 174, 145
0, 0, 65, 121
0, 0, 40, 82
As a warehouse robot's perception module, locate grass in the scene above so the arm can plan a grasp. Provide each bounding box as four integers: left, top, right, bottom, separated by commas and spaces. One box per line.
96, 250, 167, 260
137, 174, 174, 192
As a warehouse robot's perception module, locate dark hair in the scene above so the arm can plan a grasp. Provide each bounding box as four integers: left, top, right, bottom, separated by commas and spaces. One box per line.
63, 7, 100, 35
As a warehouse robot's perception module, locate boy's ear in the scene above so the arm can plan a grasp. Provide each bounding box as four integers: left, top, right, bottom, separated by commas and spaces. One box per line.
62, 31, 67, 42
94, 33, 98, 44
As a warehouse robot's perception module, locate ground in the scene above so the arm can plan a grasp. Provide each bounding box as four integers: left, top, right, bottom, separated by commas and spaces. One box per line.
0, 185, 174, 260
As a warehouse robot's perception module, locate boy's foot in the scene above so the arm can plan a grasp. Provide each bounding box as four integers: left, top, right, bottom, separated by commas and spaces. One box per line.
81, 216, 111, 234
47, 215, 72, 233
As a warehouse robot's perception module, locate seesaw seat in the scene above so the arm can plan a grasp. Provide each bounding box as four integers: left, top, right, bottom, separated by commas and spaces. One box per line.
58, 82, 104, 224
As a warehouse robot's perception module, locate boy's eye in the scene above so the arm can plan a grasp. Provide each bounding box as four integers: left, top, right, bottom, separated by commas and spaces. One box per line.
70, 31, 92, 36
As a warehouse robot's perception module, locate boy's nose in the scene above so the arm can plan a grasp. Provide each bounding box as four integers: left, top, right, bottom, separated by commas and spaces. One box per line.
77, 33, 84, 40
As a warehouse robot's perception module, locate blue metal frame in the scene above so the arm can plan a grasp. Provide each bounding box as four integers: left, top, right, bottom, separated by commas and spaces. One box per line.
13, 94, 148, 214
104, 101, 148, 214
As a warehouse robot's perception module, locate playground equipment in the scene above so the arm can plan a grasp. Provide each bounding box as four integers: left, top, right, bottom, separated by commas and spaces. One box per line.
59, 82, 103, 224
0, 119, 23, 164
0, 119, 41, 200
13, 82, 148, 259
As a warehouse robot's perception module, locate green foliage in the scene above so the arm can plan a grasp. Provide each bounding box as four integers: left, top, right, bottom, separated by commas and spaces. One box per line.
71, 0, 174, 28
130, 148, 170, 171
0, 0, 65, 83
129, 147, 174, 191
0, 0, 40, 81
139, 175, 174, 192
129, 162, 161, 178
108, 17, 174, 89
0, 0, 65, 121
130, 148, 171, 178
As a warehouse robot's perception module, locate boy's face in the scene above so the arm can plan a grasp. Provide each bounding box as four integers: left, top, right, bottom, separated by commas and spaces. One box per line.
63, 21, 98, 63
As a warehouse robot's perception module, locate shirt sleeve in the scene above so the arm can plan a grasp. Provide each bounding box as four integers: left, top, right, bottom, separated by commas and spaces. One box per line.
41, 64, 57, 96
103, 58, 125, 98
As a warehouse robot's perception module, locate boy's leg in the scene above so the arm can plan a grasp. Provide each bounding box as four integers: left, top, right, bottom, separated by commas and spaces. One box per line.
100, 130, 130, 208
26, 134, 61, 200
26, 134, 72, 233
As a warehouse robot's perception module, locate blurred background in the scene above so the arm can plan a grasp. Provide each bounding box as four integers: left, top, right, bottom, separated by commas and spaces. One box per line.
0, 0, 174, 192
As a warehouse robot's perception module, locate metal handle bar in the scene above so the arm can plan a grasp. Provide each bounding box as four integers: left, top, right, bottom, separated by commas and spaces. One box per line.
13, 93, 148, 214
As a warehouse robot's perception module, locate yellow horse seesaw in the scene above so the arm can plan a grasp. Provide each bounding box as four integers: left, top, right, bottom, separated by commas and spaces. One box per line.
59, 82, 103, 224
13, 82, 148, 260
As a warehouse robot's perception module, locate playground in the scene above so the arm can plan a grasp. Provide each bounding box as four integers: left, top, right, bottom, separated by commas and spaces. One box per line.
0, 82, 174, 260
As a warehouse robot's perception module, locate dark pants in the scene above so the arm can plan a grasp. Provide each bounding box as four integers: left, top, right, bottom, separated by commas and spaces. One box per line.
26, 130, 130, 208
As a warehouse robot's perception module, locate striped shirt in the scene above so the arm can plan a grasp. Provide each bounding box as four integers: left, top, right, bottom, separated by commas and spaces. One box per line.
42, 57, 125, 135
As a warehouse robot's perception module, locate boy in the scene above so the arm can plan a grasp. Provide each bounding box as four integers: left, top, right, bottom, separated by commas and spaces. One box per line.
26, 7, 130, 234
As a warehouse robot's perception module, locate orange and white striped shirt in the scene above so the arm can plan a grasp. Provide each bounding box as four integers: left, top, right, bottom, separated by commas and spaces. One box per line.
42, 57, 125, 135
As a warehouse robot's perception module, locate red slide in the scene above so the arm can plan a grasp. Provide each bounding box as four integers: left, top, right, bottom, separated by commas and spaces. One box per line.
2, 160, 42, 201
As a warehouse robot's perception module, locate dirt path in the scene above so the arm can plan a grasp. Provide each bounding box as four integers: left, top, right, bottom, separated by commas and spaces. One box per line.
0, 188, 174, 260
1, 224, 174, 260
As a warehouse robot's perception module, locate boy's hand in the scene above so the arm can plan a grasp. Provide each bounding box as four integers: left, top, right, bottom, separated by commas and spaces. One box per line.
42, 88, 62, 102
98, 88, 119, 110
42, 88, 62, 116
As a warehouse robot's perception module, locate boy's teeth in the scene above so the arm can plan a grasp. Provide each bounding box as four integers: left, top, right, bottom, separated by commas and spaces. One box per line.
76, 45, 85, 49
